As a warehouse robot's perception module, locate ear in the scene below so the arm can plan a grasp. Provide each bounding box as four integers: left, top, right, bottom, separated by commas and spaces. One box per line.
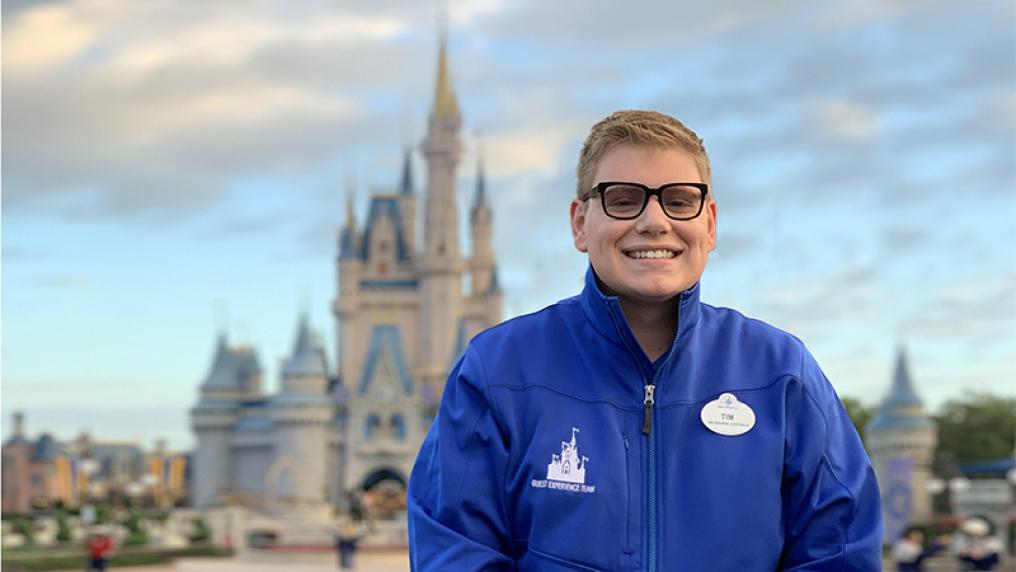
705, 200, 717, 252
570, 198, 589, 253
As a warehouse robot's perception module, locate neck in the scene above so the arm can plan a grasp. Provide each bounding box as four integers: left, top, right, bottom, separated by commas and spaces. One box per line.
618, 296, 678, 362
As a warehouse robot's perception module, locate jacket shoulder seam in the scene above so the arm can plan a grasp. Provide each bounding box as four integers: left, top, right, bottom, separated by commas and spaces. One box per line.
488, 382, 643, 412
472, 346, 515, 549
797, 349, 857, 549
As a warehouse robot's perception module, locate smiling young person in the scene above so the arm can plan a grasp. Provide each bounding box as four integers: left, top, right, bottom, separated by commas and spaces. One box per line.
408, 111, 882, 571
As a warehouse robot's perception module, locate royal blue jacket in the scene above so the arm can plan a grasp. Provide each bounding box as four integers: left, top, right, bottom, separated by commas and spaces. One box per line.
409, 268, 882, 571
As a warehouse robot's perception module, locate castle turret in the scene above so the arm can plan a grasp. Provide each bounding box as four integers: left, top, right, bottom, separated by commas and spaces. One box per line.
399, 149, 417, 254
190, 333, 261, 507
469, 155, 494, 295
418, 36, 464, 394
335, 188, 362, 388
865, 346, 938, 542
269, 316, 332, 516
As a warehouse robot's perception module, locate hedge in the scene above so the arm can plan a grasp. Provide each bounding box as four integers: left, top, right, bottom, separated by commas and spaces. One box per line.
1, 545, 233, 571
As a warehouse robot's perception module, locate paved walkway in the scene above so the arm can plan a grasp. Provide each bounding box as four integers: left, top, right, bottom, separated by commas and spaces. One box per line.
107, 551, 1007, 571
113, 551, 410, 571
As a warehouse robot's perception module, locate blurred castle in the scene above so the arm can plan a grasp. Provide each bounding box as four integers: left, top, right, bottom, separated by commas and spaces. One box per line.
2, 412, 189, 513
865, 347, 937, 543
189, 39, 502, 517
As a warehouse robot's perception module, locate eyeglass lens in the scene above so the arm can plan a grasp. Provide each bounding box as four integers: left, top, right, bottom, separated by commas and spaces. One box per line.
602, 184, 703, 219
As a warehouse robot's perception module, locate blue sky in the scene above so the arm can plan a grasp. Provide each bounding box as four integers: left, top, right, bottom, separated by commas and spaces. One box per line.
3, 0, 1014, 450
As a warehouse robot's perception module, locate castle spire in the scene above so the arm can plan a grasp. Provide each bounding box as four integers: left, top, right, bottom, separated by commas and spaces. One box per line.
339, 184, 359, 260
400, 148, 414, 196
474, 146, 486, 207
885, 345, 922, 408
431, 35, 460, 119
345, 186, 356, 229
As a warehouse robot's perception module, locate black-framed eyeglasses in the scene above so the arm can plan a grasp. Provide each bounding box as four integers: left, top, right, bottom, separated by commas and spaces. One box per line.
584, 182, 709, 220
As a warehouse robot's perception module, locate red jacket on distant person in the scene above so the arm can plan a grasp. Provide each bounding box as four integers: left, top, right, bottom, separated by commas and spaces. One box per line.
87, 534, 114, 559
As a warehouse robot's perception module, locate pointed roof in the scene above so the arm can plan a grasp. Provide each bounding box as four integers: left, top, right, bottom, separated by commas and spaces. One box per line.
865, 346, 933, 432
202, 334, 238, 389
400, 149, 414, 196
200, 333, 261, 391
883, 346, 923, 408
431, 36, 460, 118
475, 154, 486, 205
32, 433, 63, 462
360, 196, 412, 262
339, 188, 359, 260
358, 324, 412, 396
345, 188, 357, 229
282, 315, 327, 379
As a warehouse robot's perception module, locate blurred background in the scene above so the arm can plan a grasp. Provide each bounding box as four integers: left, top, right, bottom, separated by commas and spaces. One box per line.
2, 0, 1014, 570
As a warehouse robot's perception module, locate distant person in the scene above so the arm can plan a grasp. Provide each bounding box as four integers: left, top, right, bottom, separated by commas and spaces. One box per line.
893, 526, 949, 571
407, 110, 882, 569
956, 518, 1002, 570
85, 531, 115, 572
335, 519, 362, 569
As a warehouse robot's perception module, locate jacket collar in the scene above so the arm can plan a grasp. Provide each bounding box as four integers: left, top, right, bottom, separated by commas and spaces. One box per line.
579, 265, 702, 375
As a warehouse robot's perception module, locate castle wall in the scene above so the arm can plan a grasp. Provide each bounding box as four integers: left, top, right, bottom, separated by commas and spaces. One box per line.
192, 424, 232, 508
271, 404, 331, 505
231, 444, 273, 496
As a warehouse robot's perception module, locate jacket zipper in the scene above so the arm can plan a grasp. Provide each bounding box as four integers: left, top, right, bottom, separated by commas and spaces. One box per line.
623, 431, 632, 555
645, 370, 662, 572
601, 291, 682, 572
643, 300, 681, 572
642, 385, 655, 435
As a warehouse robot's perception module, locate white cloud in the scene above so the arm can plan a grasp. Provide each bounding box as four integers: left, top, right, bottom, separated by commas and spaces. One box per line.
485, 128, 573, 178
2, 4, 99, 72
819, 100, 880, 140
104, 12, 407, 73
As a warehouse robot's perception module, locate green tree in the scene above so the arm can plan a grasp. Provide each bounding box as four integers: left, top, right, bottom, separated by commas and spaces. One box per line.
56, 512, 72, 543
840, 397, 875, 445
13, 516, 35, 545
123, 510, 148, 546
934, 392, 1016, 465
189, 517, 212, 545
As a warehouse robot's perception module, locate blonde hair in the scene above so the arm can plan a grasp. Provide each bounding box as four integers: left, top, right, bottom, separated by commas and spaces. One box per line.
575, 110, 711, 199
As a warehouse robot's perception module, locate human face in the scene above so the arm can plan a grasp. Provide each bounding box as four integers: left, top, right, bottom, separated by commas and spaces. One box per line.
570, 144, 716, 305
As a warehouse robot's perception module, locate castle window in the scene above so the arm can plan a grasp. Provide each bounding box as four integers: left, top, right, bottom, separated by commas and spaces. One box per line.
391, 415, 406, 440
365, 414, 380, 438
379, 241, 389, 253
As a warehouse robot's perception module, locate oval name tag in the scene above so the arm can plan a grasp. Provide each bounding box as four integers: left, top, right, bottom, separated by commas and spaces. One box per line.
700, 392, 756, 436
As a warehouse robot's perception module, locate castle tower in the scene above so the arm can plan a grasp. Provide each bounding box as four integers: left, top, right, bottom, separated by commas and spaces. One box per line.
865, 346, 938, 543
335, 188, 362, 387
190, 333, 262, 507
268, 316, 332, 516
418, 36, 464, 395
469, 154, 494, 296
461, 154, 503, 343
399, 149, 417, 253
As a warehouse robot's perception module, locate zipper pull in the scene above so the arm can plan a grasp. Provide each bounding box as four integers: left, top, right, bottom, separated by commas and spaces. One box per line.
642, 384, 656, 435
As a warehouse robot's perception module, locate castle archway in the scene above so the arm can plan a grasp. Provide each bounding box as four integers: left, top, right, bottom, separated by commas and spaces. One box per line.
359, 467, 406, 519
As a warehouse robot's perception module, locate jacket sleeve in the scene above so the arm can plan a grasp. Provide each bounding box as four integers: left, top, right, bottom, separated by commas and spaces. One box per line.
779, 349, 883, 571
407, 345, 516, 571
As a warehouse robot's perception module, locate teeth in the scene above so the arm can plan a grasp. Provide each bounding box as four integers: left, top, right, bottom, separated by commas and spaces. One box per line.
628, 249, 675, 259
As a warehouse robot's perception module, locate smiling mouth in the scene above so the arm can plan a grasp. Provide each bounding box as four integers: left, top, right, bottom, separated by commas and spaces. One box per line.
624, 249, 678, 260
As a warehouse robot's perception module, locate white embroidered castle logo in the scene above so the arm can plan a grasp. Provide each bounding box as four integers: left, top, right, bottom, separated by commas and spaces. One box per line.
530, 426, 596, 494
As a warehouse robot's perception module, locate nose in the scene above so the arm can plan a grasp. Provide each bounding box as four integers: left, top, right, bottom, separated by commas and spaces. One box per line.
634, 196, 670, 235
